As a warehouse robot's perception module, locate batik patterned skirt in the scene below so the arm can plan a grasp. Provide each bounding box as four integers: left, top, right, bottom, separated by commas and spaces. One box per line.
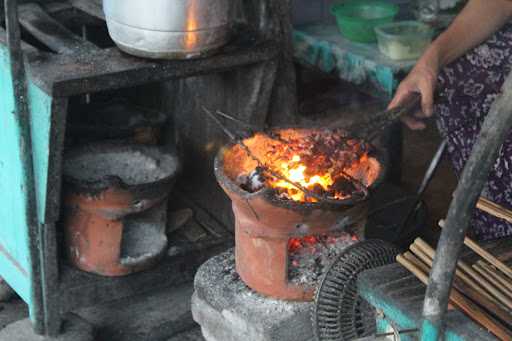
436, 23, 512, 240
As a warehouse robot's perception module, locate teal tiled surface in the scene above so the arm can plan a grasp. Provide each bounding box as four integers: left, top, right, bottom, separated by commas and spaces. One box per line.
293, 24, 416, 98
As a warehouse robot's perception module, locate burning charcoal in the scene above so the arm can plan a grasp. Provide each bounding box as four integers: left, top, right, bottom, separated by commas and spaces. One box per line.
249, 167, 266, 189
287, 233, 357, 287
303, 236, 317, 245
288, 238, 303, 252
332, 177, 357, 196
310, 184, 325, 197
234, 129, 378, 203
239, 167, 266, 193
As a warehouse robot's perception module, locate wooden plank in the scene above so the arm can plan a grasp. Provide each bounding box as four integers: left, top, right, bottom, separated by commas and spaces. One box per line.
69, 0, 105, 21
42, 98, 68, 224
177, 193, 233, 239
465, 236, 512, 280
28, 35, 280, 96
440, 220, 512, 280
18, 3, 99, 54
459, 237, 512, 266
397, 255, 512, 341
477, 197, 512, 224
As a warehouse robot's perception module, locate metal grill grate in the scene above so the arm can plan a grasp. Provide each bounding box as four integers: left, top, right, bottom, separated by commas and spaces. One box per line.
312, 239, 400, 341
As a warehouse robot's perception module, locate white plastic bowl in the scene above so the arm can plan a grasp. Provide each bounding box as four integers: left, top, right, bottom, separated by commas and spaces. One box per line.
375, 21, 433, 60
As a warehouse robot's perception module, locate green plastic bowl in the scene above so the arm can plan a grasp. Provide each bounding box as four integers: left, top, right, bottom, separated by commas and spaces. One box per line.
331, 1, 399, 43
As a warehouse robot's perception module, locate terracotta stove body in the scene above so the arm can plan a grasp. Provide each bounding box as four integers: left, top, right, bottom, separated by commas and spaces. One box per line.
63, 143, 179, 276
215, 129, 387, 301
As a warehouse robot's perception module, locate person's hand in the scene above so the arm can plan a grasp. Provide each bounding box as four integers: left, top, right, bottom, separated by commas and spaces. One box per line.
388, 55, 440, 130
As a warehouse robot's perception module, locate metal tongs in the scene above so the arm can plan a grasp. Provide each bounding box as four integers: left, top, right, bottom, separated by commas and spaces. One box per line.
201, 106, 262, 142
343, 93, 422, 141
202, 92, 422, 143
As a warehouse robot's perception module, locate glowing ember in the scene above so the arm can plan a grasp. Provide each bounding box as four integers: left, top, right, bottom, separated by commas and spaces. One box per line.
288, 238, 303, 252
224, 128, 383, 203
288, 234, 359, 253
265, 131, 379, 202
265, 130, 377, 202
288, 233, 358, 286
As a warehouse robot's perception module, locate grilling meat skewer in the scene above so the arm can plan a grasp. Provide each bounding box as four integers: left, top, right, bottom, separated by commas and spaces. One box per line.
202, 106, 370, 205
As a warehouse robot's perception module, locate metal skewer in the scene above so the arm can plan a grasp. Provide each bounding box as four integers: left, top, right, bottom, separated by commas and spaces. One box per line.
201, 106, 345, 205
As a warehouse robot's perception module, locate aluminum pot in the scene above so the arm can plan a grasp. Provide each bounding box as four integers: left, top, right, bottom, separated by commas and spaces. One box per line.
103, 0, 233, 59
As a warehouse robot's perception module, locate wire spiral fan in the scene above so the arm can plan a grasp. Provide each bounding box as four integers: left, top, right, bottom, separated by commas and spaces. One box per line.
312, 240, 400, 341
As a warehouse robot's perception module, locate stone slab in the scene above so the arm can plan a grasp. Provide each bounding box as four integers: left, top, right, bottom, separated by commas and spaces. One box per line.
77, 283, 196, 341
0, 281, 199, 341
192, 250, 315, 341
0, 314, 94, 341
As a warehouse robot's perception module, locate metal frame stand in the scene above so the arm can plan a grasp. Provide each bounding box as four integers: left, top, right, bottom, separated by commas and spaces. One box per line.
0, 0, 297, 337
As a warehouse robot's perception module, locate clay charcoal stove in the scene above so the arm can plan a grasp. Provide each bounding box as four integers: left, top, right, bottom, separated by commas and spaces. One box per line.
62, 143, 180, 276
214, 128, 387, 300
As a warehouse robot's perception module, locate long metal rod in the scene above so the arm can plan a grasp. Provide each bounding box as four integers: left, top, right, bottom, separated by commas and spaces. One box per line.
420, 71, 512, 340
4, 0, 44, 334
417, 139, 447, 197
399, 139, 447, 233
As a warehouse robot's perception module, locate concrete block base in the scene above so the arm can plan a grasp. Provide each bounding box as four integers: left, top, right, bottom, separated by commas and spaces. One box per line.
0, 314, 94, 341
192, 250, 314, 341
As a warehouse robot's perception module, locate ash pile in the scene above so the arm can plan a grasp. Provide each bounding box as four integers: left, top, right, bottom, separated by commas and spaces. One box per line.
288, 232, 357, 286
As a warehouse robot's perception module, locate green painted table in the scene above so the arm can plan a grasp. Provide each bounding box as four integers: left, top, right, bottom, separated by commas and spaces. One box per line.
358, 264, 499, 341
293, 24, 416, 99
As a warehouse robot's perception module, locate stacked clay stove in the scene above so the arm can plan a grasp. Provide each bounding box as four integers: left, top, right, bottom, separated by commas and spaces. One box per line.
192, 128, 386, 341
63, 144, 179, 276
62, 101, 180, 276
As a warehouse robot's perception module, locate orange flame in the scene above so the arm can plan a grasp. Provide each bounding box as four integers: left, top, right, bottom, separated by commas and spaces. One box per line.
288, 234, 355, 253
270, 155, 335, 202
